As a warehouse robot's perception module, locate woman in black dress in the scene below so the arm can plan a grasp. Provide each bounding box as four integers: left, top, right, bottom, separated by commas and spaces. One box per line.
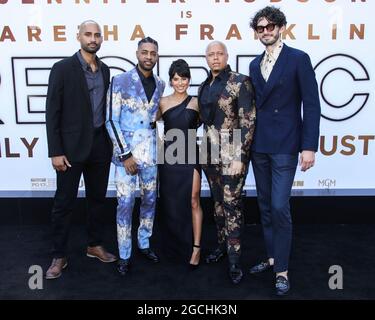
158, 59, 202, 267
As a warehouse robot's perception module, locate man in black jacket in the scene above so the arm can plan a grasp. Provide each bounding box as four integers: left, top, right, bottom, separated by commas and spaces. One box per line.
198, 41, 256, 284
45, 20, 116, 280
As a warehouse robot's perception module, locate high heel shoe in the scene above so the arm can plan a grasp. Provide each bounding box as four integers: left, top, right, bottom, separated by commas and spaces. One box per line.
189, 244, 201, 270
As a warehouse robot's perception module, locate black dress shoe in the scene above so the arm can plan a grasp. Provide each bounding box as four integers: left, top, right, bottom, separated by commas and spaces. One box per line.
117, 258, 130, 276
139, 248, 160, 263
229, 264, 243, 284
249, 261, 273, 274
205, 247, 226, 264
275, 276, 290, 296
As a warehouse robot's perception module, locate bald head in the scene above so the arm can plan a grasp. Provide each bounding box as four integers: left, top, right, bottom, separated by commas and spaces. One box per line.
205, 41, 228, 55
205, 41, 229, 77
77, 20, 103, 55
78, 20, 101, 35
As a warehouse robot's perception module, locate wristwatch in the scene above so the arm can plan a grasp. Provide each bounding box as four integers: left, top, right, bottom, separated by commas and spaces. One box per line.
118, 152, 132, 162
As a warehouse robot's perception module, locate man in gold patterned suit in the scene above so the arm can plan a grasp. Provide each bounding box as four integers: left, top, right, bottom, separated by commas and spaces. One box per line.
198, 41, 256, 284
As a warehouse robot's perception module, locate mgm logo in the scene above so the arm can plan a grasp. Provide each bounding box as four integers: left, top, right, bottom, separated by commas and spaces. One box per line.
318, 178, 336, 188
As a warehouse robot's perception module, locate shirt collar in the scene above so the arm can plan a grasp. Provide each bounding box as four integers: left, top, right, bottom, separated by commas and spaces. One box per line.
77, 50, 101, 71
265, 40, 283, 60
207, 64, 232, 83
136, 65, 154, 81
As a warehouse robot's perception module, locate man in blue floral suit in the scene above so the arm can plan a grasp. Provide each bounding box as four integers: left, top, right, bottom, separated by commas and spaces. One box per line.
106, 37, 165, 275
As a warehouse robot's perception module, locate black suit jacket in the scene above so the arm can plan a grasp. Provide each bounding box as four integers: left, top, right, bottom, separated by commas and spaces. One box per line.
46, 52, 111, 162
197, 66, 256, 165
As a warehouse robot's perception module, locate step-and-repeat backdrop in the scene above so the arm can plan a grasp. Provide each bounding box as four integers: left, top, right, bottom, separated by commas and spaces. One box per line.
0, 0, 374, 196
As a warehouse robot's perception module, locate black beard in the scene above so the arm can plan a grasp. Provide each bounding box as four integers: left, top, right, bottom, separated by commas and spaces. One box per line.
81, 44, 100, 54
139, 60, 157, 72
260, 33, 280, 47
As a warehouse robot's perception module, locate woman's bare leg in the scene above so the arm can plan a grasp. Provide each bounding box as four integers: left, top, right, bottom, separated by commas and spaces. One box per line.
190, 169, 203, 265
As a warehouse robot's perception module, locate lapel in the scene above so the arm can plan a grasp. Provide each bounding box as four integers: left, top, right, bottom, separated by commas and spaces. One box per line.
100, 63, 109, 88
251, 54, 266, 108
258, 44, 289, 108
100, 63, 109, 118
254, 53, 266, 87
72, 53, 91, 111
197, 77, 209, 108
150, 73, 162, 106
215, 70, 230, 100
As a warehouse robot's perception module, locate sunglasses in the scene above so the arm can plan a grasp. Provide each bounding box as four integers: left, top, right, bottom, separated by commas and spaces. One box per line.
256, 23, 277, 34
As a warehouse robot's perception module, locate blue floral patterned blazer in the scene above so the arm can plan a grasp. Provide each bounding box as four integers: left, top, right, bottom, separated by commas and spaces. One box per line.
106, 67, 165, 167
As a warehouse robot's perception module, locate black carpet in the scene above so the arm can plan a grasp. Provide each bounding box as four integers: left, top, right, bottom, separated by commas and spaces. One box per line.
1, 222, 374, 300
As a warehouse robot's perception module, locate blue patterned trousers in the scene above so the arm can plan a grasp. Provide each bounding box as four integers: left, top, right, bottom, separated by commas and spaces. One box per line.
114, 165, 157, 260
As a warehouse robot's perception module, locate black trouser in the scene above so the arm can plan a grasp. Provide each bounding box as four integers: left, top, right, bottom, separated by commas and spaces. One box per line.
51, 127, 111, 258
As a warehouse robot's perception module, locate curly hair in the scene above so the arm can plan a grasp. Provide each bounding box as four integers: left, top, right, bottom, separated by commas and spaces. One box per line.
168, 59, 191, 81
250, 6, 287, 30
